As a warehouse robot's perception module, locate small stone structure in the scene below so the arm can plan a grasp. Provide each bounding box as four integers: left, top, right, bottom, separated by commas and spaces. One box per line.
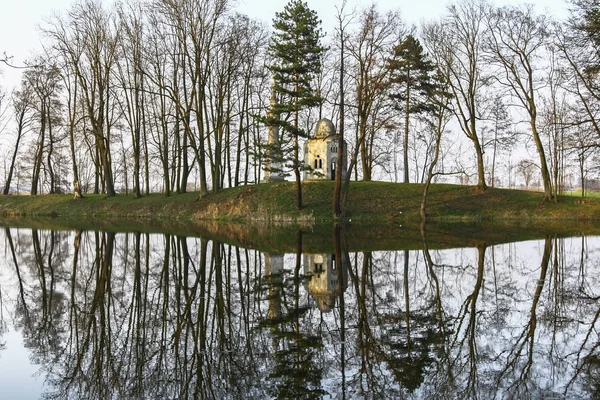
264, 253, 284, 320
262, 82, 286, 183
303, 253, 349, 313
303, 118, 347, 180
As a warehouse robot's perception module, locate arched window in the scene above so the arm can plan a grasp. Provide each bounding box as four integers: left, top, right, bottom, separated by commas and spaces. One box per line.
331, 160, 336, 180
319, 159, 323, 169
314, 159, 318, 169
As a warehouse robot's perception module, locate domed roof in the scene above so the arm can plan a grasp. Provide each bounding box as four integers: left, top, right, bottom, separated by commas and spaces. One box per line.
314, 118, 336, 139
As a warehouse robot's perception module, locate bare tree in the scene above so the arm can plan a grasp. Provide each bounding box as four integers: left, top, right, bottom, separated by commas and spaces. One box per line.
115, 0, 146, 198
333, 1, 352, 218
346, 5, 402, 181
565, 123, 598, 197
21, 59, 63, 195
149, 0, 230, 198
516, 159, 537, 189
555, 13, 600, 189
143, 5, 176, 196
0, 85, 8, 136
422, 0, 490, 190
421, 70, 453, 221
45, 0, 120, 197
206, 15, 251, 192
540, 44, 570, 199
481, 95, 514, 188
58, 41, 84, 199
486, 5, 554, 200
3, 88, 33, 194
231, 16, 268, 187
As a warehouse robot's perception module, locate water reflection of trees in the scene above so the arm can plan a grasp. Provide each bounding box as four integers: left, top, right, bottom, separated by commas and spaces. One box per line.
0, 227, 599, 398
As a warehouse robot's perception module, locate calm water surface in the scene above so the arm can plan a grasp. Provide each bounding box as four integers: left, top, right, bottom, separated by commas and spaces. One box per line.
0, 227, 599, 399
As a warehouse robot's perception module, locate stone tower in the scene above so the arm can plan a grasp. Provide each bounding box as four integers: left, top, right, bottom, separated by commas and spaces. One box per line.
303, 253, 349, 313
263, 81, 286, 182
303, 118, 347, 180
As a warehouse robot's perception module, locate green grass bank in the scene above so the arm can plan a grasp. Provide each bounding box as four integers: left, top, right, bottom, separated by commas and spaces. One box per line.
0, 181, 599, 224
1, 181, 600, 253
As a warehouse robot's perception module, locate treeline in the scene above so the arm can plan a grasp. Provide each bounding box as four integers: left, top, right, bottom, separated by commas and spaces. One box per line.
0, 0, 599, 198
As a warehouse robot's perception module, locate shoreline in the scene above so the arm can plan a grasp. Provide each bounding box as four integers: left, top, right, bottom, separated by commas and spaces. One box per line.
1, 181, 599, 224
1, 182, 599, 252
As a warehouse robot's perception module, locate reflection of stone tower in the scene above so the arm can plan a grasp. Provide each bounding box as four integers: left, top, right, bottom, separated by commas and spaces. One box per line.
303, 253, 348, 313
264, 253, 284, 321
263, 80, 286, 183
303, 118, 347, 180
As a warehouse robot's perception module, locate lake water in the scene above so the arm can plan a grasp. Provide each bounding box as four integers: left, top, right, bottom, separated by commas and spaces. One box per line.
0, 226, 598, 399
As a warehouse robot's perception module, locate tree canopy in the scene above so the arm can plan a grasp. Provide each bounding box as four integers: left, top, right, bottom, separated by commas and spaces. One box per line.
387, 34, 440, 183
268, 0, 326, 209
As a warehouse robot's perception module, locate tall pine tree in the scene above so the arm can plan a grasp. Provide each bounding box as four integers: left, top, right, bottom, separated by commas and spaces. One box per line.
268, 0, 325, 210
387, 35, 438, 183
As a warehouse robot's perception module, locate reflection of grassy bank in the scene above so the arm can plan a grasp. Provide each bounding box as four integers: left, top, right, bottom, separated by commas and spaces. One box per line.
1, 215, 598, 253
2, 181, 600, 224
176, 220, 600, 253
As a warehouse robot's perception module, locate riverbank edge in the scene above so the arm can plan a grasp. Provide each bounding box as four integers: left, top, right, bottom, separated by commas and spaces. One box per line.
1, 181, 599, 225
2, 180, 600, 253
0, 181, 600, 226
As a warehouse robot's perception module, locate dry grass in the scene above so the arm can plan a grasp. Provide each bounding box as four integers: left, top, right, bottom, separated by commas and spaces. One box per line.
2, 181, 600, 224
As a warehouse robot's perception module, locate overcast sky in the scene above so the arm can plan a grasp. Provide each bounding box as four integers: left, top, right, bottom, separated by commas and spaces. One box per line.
0, 0, 571, 91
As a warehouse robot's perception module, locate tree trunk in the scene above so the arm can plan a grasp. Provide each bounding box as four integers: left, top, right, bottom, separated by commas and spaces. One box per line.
293, 132, 303, 210
4, 107, 27, 195
133, 124, 141, 198
579, 153, 585, 198
46, 111, 56, 194
98, 132, 116, 197
31, 109, 46, 195
334, 17, 345, 218
359, 115, 372, 182
404, 72, 410, 184
421, 123, 442, 221
143, 110, 150, 195
491, 124, 498, 188
293, 79, 302, 210
181, 130, 190, 193
196, 90, 209, 198
473, 135, 487, 190
94, 145, 101, 194
67, 84, 83, 199
162, 114, 170, 197
531, 121, 553, 200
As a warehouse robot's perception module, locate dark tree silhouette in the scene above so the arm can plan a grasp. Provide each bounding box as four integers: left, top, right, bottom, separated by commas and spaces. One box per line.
387, 34, 439, 184
268, 0, 326, 210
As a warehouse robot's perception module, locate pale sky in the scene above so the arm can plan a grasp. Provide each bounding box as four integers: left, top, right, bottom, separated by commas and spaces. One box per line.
0, 0, 570, 92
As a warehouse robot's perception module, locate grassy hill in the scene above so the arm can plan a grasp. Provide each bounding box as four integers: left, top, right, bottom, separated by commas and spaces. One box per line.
0, 181, 599, 225
1, 181, 599, 252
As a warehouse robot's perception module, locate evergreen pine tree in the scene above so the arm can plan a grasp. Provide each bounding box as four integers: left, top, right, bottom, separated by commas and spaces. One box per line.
268, 0, 325, 210
387, 34, 438, 183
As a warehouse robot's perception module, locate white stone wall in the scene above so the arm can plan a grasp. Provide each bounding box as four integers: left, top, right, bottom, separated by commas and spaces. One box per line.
303, 137, 347, 180
304, 138, 330, 180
